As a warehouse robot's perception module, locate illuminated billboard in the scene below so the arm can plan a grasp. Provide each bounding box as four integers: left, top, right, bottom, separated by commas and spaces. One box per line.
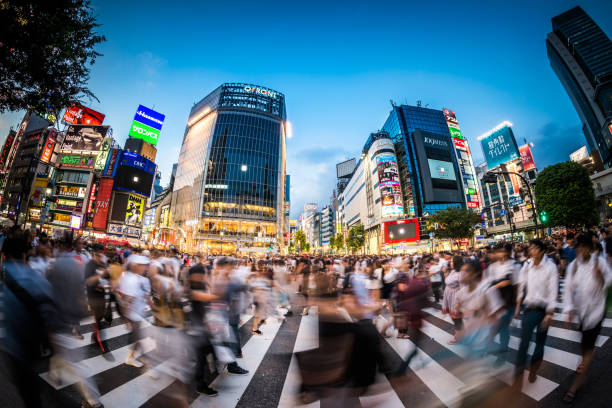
125, 194, 144, 226
376, 154, 403, 217
62, 125, 109, 151
128, 105, 165, 146
58, 154, 96, 169
519, 144, 536, 171
428, 159, 456, 181
94, 137, 113, 171
383, 219, 419, 244
62, 104, 105, 125
92, 178, 113, 230
40, 129, 57, 163
479, 122, 519, 169
113, 151, 156, 197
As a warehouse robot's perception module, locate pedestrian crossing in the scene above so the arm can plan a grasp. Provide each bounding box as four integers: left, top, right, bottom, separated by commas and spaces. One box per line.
37, 298, 612, 408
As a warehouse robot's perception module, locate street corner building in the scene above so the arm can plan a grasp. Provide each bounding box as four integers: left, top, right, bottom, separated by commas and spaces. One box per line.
170, 83, 288, 254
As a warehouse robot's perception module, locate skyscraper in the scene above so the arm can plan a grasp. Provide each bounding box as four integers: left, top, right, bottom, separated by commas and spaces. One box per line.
171, 83, 287, 254
547, 6, 612, 167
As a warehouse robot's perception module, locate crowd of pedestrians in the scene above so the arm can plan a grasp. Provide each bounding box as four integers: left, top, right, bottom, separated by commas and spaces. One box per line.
0, 225, 611, 407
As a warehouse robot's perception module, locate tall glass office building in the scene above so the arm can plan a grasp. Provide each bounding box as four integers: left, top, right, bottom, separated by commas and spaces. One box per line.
171, 83, 287, 254
547, 6, 612, 167
382, 105, 465, 217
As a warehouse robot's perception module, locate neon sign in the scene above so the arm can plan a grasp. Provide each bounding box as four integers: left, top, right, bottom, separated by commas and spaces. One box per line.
243, 86, 277, 99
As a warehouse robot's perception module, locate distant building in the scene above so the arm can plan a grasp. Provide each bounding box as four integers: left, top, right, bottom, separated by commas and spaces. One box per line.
547, 6, 612, 167
570, 146, 604, 174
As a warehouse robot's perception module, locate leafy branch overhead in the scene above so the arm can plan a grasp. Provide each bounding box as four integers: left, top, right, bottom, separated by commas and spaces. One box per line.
0, 0, 105, 114
429, 206, 480, 240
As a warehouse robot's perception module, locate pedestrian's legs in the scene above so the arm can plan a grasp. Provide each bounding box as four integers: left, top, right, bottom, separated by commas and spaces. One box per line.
397, 326, 424, 374
530, 313, 548, 369
515, 309, 544, 380
432, 282, 441, 303
230, 322, 242, 356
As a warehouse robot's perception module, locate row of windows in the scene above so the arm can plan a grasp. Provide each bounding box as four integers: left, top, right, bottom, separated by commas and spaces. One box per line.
57, 170, 90, 184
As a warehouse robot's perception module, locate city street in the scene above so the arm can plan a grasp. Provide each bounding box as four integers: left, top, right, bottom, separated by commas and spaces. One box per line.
8, 284, 610, 408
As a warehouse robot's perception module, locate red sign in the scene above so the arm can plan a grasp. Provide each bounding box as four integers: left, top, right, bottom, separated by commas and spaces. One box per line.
0, 132, 15, 167
87, 182, 97, 213
92, 178, 113, 230
452, 137, 467, 151
519, 144, 536, 171
40, 129, 57, 163
467, 201, 479, 209
104, 148, 120, 177
62, 104, 105, 125
383, 219, 420, 244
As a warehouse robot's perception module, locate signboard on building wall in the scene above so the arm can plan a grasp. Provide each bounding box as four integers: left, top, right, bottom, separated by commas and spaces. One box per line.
61, 125, 109, 151
479, 124, 519, 169
336, 158, 356, 178
62, 104, 105, 125
40, 129, 57, 163
58, 154, 96, 169
104, 148, 120, 177
570, 146, 588, 162
128, 105, 165, 146
125, 194, 144, 226
0, 130, 15, 168
94, 137, 113, 171
383, 219, 419, 244
376, 154, 403, 217
92, 178, 113, 230
518, 144, 536, 171
107, 223, 141, 238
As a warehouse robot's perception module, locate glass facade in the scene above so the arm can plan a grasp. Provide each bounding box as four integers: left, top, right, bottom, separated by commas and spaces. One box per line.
382, 105, 464, 217
171, 83, 286, 253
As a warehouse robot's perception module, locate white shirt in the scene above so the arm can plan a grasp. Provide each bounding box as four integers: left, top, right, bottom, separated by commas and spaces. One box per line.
517, 256, 558, 314
457, 280, 504, 333
563, 254, 612, 330
484, 259, 519, 286
118, 271, 151, 321
429, 263, 443, 283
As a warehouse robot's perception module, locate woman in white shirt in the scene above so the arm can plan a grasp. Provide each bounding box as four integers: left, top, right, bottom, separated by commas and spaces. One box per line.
562, 233, 612, 403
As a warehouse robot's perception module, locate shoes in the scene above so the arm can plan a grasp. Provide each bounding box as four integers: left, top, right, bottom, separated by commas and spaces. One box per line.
81, 401, 104, 408
252, 329, 263, 335
284, 310, 294, 317
235, 353, 243, 358
102, 352, 115, 362
227, 365, 249, 375
196, 384, 218, 397
125, 357, 144, 368
146, 370, 159, 379
528, 369, 537, 383
259, 319, 266, 326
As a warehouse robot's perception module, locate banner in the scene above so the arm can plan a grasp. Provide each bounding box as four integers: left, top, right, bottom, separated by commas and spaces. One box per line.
129, 104, 165, 146
107, 223, 141, 239
519, 144, 536, 171
104, 148, 120, 177
376, 154, 403, 217
94, 137, 113, 171
125, 194, 144, 226
61, 125, 109, 152
62, 104, 105, 125
58, 154, 96, 169
92, 178, 113, 230
40, 129, 58, 163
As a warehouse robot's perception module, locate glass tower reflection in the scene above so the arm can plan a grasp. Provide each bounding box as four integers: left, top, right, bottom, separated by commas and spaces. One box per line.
171, 83, 287, 254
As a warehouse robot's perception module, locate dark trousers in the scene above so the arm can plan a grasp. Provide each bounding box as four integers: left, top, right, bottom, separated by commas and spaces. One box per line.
494, 307, 514, 355
515, 308, 548, 373
195, 342, 216, 386
431, 282, 443, 303
229, 322, 241, 356
397, 325, 425, 374
90, 296, 109, 353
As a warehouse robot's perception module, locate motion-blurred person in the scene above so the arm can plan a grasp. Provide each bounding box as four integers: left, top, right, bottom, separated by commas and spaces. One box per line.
561, 233, 612, 403
28, 243, 51, 278
442, 255, 464, 344
514, 239, 558, 385
0, 231, 57, 408
85, 244, 113, 359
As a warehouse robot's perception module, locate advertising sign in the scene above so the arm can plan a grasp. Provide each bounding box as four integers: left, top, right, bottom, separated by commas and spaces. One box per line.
376, 154, 403, 217
449, 127, 463, 140
58, 154, 96, 169
107, 223, 141, 239
452, 137, 467, 151
443, 109, 458, 125
40, 129, 57, 163
128, 105, 165, 146
336, 158, 356, 178
467, 201, 479, 209
62, 104, 105, 125
94, 137, 113, 171
383, 219, 419, 244
0, 130, 15, 168
479, 124, 519, 169
518, 144, 536, 171
570, 146, 588, 162
30, 178, 48, 207
428, 159, 456, 181
104, 148, 120, 177
125, 194, 144, 226
61, 125, 109, 151
118, 151, 156, 174
92, 178, 113, 230
70, 214, 82, 229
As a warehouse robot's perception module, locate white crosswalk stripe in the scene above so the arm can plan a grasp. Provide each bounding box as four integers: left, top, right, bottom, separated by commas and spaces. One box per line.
39, 299, 612, 408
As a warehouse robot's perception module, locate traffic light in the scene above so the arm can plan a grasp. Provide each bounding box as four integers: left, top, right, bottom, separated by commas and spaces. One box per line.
539, 211, 548, 223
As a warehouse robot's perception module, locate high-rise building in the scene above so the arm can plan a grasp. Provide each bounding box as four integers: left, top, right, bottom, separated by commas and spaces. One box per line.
382, 105, 467, 217
171, 83, 287, 254
547, 6, 612, 167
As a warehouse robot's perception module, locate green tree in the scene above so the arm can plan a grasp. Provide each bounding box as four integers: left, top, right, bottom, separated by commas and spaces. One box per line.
430, 207, 480, 246
0, 0, 105, 114
304, 242, 310, 253
334, 232, 345, 252
535, 161, 598, 228
294, 230, 307, 253
328, 234, 336, 252
347, 223, 365, 253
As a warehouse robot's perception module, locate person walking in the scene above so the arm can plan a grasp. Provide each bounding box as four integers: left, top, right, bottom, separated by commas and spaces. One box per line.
561, 233, 612, 403
85, 243, 113, 359
514, 239, 558, 385
442, 255, 464, 344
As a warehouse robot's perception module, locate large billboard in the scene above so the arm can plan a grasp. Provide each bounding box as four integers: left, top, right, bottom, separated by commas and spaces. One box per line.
113, 151, 156, 197
336, 158, 356, 178
61, 125, 109, 151
94, 137, 113, 171
58, 154, 96, 169
125, 194, 144, 226
92, 178, 113, 230
376, 154, 403, 217
478, 123, 519, 170
519, 144, 536, 171
62, 104, 105, 125
383, 219, 420, 244
128, 105, 165, 146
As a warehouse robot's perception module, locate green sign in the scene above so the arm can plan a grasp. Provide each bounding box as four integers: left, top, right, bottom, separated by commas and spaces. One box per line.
467, 187, 477, 195
128, 120, 160, 145
449, 127, 463, 140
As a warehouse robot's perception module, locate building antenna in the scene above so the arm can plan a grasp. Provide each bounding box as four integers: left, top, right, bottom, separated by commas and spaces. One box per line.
416, 100, 422, 107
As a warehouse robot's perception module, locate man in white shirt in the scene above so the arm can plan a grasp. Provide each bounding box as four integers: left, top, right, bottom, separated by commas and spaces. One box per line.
514, 239, 558, 385
561, 233, 612, 403
429, 257, 444, 303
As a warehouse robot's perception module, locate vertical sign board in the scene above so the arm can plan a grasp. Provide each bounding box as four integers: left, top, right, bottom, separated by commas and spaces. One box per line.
376, 154, 404, 217
479, 125, 519, 170
92, 178, 113, 230
94, 137, 113, 171
40, 129, 57, 163
128, 105, 165, 146
518, 144, 536, 171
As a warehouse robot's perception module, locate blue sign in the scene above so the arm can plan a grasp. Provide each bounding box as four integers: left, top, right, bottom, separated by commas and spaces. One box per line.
133, 105, 165, 131
119, 151, 156, 175
480, 125, 519, 170
500, 208, 506, 217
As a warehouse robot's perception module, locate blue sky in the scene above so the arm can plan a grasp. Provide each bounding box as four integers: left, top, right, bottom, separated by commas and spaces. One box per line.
1, 0, 611, 218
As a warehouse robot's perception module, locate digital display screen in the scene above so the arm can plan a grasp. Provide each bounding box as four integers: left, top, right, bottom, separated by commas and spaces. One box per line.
387, 222, 417, 241
113, 166, 154, 197
428, 159, 456, 180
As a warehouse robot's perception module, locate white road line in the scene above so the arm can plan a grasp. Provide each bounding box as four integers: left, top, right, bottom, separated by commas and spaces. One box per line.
191, 317, 282, 408
384, 336, 464, 407
604, 318, 612, 328
80, 311, 121, 326
60, 321, 151, 349
359, 373, 405, 408
40, 337, 157, 390
419, 320, 557, 401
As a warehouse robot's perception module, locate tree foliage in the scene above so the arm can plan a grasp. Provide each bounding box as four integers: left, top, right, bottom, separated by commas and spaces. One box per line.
430, 207, 481, 241
0, 0, 105, 114
334, 232, 344, 252
347, 223, 365, 253
534, 161, 598, 228
328, 234, 335, 252
294, 230, 307, 253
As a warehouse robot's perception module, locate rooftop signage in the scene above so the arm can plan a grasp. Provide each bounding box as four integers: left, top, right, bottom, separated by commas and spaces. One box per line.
243, 85, 277, 99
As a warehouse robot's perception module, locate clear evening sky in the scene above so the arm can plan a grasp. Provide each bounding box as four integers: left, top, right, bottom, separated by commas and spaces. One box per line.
1, 0, 611, 218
